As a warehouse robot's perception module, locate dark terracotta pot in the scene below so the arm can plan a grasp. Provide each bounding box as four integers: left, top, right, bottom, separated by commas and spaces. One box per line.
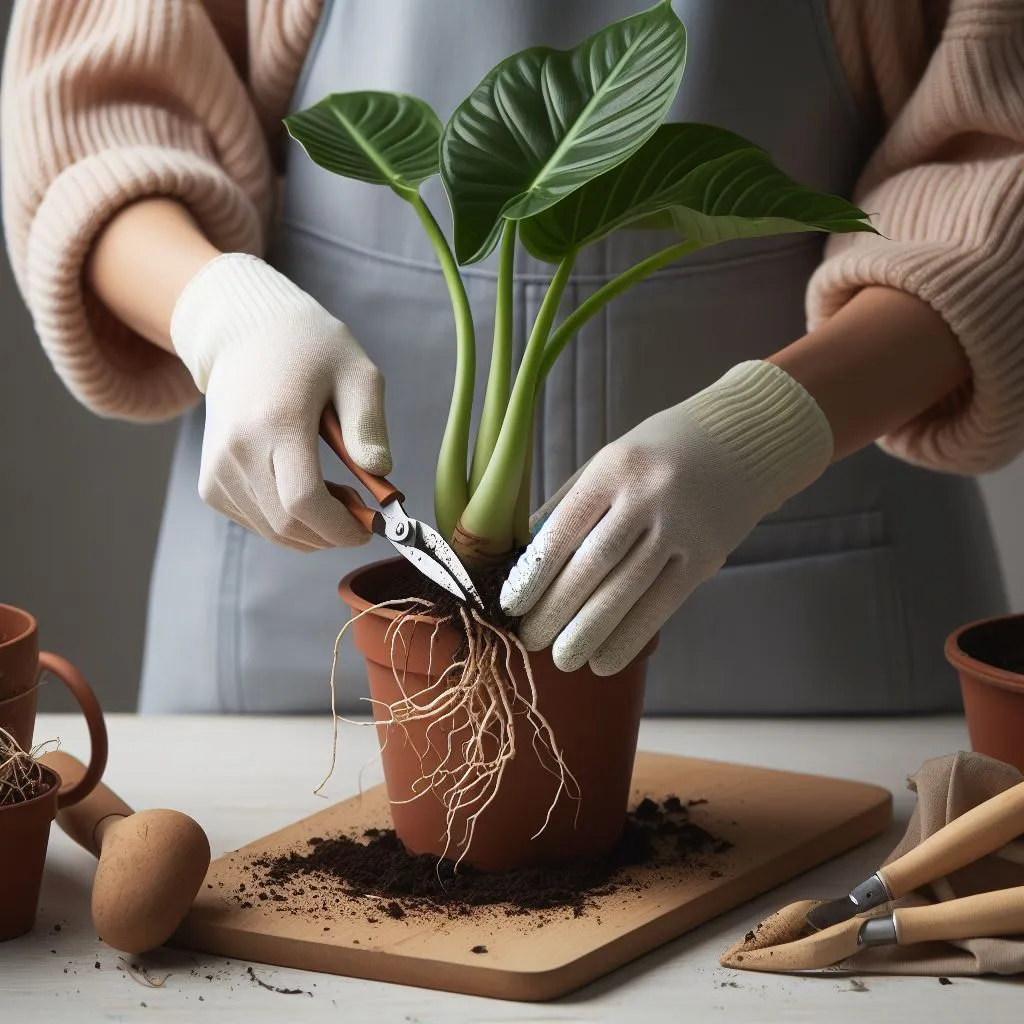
945, 613, 1024, 773
339, 557, 654, 871
0, 764, 60, 941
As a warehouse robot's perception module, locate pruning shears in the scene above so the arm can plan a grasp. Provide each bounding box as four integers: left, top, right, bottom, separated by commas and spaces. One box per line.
319, 406, 484, 610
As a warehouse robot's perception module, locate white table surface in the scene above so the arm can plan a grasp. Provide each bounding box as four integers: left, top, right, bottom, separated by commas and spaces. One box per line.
3, 712, 1021, 1022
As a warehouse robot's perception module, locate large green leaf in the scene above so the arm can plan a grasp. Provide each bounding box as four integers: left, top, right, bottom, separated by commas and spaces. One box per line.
519, 123, 876, 262
441, 1, 686, 264
284, 91, 441, 199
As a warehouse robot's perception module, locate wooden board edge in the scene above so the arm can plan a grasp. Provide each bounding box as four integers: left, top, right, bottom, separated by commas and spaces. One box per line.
168, 923, 584, 1002
504, 785, 896, 1000
168, 789, 894, 1003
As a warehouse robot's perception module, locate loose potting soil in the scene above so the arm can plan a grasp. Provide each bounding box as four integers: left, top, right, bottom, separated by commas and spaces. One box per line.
237, 796, 732, 923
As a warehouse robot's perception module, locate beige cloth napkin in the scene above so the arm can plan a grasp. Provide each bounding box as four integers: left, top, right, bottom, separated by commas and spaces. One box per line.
842, 750, 1024, 976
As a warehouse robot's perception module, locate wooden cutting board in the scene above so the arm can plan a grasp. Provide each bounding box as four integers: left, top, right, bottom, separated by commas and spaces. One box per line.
171, 751, 891, 1001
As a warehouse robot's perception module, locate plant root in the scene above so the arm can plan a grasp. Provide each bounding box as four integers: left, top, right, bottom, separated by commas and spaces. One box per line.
0, 726, 56, 806
316, 597, 433, 796
322, 599, 580, 871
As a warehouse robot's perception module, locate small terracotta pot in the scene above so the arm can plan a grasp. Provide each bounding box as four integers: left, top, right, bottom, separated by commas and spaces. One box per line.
0, 765, 61, 941
945, 613, 1024, 773
0, 604, 108, 940
339, 557, 654, 871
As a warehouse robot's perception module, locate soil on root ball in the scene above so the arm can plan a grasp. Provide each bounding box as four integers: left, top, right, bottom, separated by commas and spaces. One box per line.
367, 548, 525, 634
237, 796, 733, 926
368, 548, 526, 668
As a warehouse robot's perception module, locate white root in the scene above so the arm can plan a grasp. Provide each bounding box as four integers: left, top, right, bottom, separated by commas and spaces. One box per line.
322, 595, 581, 870
0, 726, 60, 806
316, 598, 432, 796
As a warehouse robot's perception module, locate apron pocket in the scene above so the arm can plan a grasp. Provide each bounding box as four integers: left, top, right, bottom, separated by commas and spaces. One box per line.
644, 541, 912, 715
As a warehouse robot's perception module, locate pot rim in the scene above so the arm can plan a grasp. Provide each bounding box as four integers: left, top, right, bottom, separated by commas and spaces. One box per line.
0, 604, 36, 650
339, 557, 450, 626
0, 763, 59, 815
944, 612, 1024, 695
339, 557, 659, 662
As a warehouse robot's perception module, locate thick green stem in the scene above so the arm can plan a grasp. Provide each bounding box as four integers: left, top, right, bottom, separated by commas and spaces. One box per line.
512, 420, 534, 548
538, 240, 702, 383
457, 254, 577, 558
410, 194, 476, 541
469, 220, 516, 496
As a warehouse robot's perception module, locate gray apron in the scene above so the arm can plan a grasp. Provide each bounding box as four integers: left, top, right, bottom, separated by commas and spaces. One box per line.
137, 0, 1007, 715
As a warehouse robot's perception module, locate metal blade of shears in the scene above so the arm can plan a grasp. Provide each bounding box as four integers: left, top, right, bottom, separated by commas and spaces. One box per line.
415, 520, 484, 610
378, 502, 484, 610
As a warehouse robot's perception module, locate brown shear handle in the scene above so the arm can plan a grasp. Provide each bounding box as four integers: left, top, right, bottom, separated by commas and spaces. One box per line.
319, 406, 404, 535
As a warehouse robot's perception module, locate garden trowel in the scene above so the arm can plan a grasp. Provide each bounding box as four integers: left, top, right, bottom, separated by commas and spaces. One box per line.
805, 779, 1024, 933
721, 885, 1024, 972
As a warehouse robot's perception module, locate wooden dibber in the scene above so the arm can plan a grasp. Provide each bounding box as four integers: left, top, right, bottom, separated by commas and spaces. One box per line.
40, 751, 211, 954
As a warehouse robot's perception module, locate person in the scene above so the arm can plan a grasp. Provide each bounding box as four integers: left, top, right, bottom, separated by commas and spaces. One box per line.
2, 0, 1021, 715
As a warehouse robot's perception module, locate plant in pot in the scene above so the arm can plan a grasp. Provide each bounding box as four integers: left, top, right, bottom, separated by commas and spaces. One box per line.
285, 0, 875, 870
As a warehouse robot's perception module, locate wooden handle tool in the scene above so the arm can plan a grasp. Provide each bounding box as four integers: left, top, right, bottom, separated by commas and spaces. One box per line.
40, 751, 211, 954
806, 779, 1024, 931
319, 405, 404, 505
880, 780, 1024, 896
893, 884, 1024, 946
722, 885, 1024, 972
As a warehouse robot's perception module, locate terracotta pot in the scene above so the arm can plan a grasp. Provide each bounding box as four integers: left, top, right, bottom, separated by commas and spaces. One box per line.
0, 765, 61, 941
0, 604, 108, 941
339, 557, 654, 871
0, 754, 105, 942
0, 603, 108, 795
945, 613, 1024, 773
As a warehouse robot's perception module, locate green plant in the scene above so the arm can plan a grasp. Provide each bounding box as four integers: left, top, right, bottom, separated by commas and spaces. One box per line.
285, 0, 874, 566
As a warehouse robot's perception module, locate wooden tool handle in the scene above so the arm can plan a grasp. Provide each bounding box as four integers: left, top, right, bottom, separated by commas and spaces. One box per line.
880, 781, 1024, 898
319, 406, 403, 507
894, 885, 1024, 946
325, 482, 384, 534
39, 751, 134, 858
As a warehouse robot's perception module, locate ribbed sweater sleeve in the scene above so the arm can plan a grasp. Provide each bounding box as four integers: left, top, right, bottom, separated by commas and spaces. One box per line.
812, 0, 1024, 474
0, 0, 274, 420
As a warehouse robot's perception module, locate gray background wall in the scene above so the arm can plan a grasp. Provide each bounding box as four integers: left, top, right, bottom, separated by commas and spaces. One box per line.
1, 7, 1021, 714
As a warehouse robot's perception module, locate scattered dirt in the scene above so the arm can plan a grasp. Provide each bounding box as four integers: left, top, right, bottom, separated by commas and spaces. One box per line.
245, 965, 310, 996
234, 796, 732, 927
848, 978, 869, 992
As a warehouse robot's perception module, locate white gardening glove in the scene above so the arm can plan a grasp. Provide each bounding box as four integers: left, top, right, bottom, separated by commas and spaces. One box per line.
170, 253, 390, 551
499, 361, 833, 675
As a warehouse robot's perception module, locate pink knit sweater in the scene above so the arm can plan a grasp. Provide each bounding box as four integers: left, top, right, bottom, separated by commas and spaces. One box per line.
2, 0, 1023, 473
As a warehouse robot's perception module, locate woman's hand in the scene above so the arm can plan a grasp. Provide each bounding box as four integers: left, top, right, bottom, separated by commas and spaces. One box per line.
500, 361, 833, 675
84, 198, 391, 550
500, 285, 972, 677
170, 253, 391, 551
